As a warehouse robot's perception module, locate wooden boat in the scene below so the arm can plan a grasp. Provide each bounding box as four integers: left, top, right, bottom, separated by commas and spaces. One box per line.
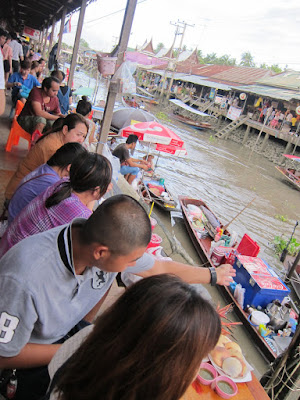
275, 166, 300, 191
172, 113, 212, 130
179, 196, 278, 362
169, 98, 217, 126
284, 255, 300, 303
140, 180, 177, 212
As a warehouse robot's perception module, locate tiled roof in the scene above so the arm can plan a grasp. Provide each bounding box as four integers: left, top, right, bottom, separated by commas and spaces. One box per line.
212, 66, 273, 85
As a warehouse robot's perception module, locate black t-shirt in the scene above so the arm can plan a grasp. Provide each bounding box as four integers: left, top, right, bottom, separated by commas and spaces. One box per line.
112, 143, 130, 164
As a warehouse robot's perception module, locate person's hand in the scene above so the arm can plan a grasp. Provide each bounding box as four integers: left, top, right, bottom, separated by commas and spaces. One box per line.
14, 82, 22, 87
216, 264, 236, 286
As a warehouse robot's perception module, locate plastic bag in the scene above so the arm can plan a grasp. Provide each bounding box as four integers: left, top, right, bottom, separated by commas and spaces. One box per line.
102, 143, 120, 182
234, 283, 245, 309
114, 61, 137, 94
19, 85, 31, 99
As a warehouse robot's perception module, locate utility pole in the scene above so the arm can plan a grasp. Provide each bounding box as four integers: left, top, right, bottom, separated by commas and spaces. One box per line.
159, 23, 179, 102
164, 20, 194, 103
96, 0, 138, 155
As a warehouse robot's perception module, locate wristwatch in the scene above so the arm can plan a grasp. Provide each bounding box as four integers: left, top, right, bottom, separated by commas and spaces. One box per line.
209, 266, 217, 286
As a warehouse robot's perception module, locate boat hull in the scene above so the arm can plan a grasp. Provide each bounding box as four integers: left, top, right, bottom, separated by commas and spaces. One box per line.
179, 196, 277, 362
140, 181, 177, 212
275, 166, 300, 191
172, 114, 212, 130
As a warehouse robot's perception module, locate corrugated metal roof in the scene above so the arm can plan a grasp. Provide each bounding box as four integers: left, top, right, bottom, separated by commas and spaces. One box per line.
155, 48, 168, 58
233, 84, 300, 101
213, 66, 273, 85
179, 75, 231, 91
178, 50, 193, 62
258, 71, 300, 90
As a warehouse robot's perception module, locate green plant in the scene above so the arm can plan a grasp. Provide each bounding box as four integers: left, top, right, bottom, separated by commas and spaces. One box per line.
273, 236, 300, 257
209, 135, 215, 142
156, 112, 171, 122
275, 214, 288, 222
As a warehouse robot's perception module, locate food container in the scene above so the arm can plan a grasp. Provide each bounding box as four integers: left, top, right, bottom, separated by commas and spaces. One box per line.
250, 310, 270, 326
146, 233, 162, 249
211, 247, 227, 266
197, 362, 218, 385
150, 217, 157, 230
212, 376, 238, 399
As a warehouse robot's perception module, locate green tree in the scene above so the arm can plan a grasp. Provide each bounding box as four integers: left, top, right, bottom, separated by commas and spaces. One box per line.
240, 52, 255, 67
269, 64, 282, 73
79, 38, 90, 49
260, 63, 268, 69
155, 42, 165, 53
217, 54, 236, 66
197, 49, 204, 63
203, 52, 218, 64
61, 42, 72, 50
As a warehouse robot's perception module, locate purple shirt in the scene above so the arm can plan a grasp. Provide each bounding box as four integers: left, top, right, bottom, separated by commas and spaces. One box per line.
0, 180, 92, 258
8, 163, 59, 224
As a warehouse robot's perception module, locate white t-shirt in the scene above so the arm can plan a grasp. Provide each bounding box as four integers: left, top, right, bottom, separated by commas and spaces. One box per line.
9, 40, 23, 61
0, 50, 5, 90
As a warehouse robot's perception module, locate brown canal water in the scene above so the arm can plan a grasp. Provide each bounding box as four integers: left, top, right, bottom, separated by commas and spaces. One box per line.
139, 119, 300, 279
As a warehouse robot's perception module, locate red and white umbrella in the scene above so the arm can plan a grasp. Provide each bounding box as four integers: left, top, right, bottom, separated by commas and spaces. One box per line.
283, 154, 300, 162
120, 121, 187, 155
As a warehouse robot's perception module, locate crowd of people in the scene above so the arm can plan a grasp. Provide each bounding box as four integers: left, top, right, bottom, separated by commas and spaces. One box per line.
0, 29, 237, 400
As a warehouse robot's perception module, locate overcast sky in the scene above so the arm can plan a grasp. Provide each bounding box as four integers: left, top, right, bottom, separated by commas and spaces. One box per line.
61, 0, 300, 70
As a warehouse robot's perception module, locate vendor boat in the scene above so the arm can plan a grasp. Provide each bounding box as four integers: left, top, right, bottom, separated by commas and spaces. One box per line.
179, 196, 279, 362
139, 180, 177, 212
169, 99, 217, 126
275, 166, 300, 191
171, 113, 212, 130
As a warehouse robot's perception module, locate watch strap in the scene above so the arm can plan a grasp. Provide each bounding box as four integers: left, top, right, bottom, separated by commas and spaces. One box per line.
209, 266, 217, 286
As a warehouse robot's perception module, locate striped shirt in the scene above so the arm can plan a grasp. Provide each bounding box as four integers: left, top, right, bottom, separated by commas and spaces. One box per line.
0, 180, 92, 258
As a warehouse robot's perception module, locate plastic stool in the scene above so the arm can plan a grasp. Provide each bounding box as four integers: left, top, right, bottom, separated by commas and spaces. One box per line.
5, 100, 32, 152
5, 118, 32, 152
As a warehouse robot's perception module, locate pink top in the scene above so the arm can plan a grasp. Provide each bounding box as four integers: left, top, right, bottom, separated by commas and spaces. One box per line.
0, 180, 92, 257
2, 43, 13, 61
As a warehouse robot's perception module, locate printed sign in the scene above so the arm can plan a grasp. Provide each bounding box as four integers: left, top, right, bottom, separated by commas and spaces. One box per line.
252, 275, 289, 291
237, 256, 271, 275
226, 106, 242, 121
23, 26, 40, 40
209, 88, 216, 100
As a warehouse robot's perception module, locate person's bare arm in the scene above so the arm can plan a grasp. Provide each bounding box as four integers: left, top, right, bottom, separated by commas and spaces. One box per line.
32, 101, 60, 121
83, 285, 112, 322
69, 96, 73, 105
137, 259, 236, 286
0, 343, 60, 369
0, 89, 5, 115
6, 81, 21, 89
127, 158, 148, 170
89, 122, 96, 144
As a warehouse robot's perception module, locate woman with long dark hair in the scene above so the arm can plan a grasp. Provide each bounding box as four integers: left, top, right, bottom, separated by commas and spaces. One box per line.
0, 152, 112, 257
5, 113, 88, 201
47, 274, 221, 400
76, 96, 96, 150
7, 142, 86, 223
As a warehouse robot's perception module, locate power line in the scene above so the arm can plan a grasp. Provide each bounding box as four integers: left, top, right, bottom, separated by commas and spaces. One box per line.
85, 0, 147, 25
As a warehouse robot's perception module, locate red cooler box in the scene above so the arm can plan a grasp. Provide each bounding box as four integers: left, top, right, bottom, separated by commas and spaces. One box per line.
233, 255, 290, 308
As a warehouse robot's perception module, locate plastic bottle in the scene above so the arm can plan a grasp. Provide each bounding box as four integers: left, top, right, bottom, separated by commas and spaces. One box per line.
6, 370, 17, 399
